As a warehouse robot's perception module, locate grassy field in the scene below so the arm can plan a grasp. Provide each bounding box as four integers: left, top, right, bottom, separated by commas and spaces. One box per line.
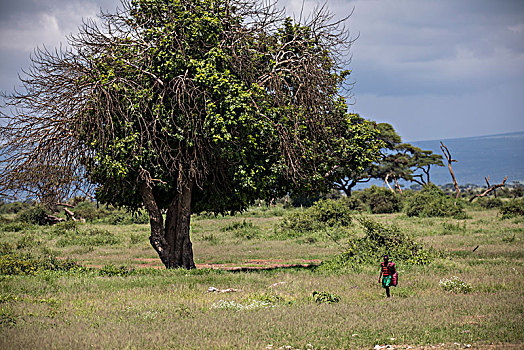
0, 205, 522, 349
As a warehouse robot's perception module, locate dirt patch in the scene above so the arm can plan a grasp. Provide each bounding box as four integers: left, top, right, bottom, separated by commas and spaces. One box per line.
133, 258, 321, 271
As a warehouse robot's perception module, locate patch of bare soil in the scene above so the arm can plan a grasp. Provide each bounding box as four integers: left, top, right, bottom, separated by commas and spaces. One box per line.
133, 258, 321, 270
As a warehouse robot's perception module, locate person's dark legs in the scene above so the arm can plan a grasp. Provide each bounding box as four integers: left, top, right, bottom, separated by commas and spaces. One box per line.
385, 286, 390, 298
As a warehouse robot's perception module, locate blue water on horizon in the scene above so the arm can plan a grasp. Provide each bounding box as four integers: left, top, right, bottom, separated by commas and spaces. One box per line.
355, 131, 524, 189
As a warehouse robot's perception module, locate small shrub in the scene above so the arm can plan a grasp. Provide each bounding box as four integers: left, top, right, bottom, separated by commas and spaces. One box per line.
319, 218, 434, 272
16, 206, 50, 225
354, 186, 402, 214
312, 291, 340, 304
0, 253, 80, 275
404, 184, 466, 218
48, 220, 78, 236
477, 197, 503, 209
280, 199, 352, 235
499, 199, 524, 219
73, 201, 99, 222
439, 276, 472, 294
222, 220, 260, 239
0, 202, 30, 214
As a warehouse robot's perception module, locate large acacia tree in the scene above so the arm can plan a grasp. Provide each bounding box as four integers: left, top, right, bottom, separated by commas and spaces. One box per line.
0, 0, 381, 268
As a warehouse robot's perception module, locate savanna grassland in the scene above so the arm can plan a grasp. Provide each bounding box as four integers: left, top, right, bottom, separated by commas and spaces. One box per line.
0, 202, 523, 350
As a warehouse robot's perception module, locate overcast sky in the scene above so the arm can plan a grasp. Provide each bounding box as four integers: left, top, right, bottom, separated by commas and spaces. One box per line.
1, 0, 523, 141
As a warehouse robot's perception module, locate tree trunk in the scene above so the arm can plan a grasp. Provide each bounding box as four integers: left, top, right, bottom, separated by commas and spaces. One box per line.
164, 184, 195, 269
140, 181, 196, 269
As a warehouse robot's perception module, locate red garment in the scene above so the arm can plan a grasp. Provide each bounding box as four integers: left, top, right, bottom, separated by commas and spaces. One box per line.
381, 261, 393, 276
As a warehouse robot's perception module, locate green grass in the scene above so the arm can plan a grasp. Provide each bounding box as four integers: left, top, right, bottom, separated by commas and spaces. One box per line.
0, 205, 522, 349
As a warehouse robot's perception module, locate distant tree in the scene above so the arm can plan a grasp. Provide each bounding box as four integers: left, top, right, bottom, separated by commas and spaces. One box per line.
0, 0, 381, 268
334, 122, 443, 195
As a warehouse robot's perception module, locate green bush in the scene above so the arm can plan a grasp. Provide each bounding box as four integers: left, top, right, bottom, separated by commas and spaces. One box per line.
477, 197, 503, 209
312, 291, 340, 304
73, 201, 99, 221
48, 220, 78, 236
404, 184, 466, 218
0, 252, 80, 275
16, 206, 51, 225
0, 202, 30, 214
499, 199, 524, 219
354, 186, 402, 214
319, 218, 434, 272
280, 199, 352, 235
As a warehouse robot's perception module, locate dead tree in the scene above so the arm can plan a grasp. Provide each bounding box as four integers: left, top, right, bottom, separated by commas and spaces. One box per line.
440, 142, 460, 200
469, 176, 508, 202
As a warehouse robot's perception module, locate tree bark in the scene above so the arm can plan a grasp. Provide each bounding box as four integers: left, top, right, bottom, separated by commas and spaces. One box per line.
164, 184, 195, 269
139, 181, 195, 269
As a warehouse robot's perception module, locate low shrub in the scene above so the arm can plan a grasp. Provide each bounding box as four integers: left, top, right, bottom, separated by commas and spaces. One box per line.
0, 202, 30, 214
312, 291, 340, 304
499, 199, 524, 219
48, 221, 79, 237
477, 197, 503, 209
354, 186, 402, 214
319, 218, 434, 272
280, 199, 352, 234
16, 206, 51, 225
99, 264, 133, 277
73, 201, 100, 222
222, 220, 261, 240
0, 252, 80, 275
404, 184, 467, 218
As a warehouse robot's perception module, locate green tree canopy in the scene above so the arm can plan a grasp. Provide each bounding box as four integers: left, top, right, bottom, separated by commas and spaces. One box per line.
334, 122, 443, 195
0, 0, 381, 268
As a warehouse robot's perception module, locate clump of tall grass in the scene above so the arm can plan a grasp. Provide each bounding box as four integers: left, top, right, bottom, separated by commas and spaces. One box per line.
221, 220, 261, 239
56, 228, 119, 247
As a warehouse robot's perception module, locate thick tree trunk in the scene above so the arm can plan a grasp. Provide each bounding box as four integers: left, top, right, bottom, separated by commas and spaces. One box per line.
139, 181, 196, 269
164, 184, 195, 269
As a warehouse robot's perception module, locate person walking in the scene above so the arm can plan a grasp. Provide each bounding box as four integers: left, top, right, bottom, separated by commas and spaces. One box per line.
378, 255, 397, 298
